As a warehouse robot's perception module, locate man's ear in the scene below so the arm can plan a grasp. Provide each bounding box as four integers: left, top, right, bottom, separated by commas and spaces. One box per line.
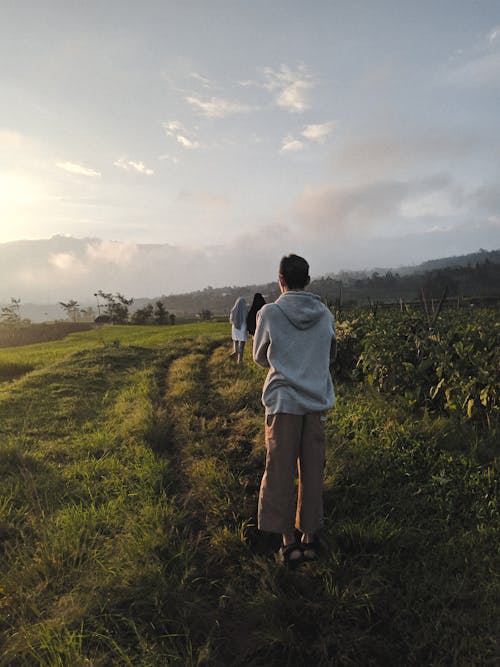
305, 275, 310, 286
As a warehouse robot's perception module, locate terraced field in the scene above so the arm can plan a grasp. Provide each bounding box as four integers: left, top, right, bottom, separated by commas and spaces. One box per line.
0, 321, 497, 665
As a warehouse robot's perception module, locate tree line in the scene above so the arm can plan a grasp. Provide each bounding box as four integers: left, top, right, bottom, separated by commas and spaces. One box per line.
0, 292, 176, 327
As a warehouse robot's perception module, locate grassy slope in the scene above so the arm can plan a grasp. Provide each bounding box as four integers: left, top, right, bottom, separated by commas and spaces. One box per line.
0, 324, 497, 665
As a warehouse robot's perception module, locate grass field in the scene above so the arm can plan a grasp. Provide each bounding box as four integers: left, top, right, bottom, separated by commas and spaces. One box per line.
0, 321, 498, 665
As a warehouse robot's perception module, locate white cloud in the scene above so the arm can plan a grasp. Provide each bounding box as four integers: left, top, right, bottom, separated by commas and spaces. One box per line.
280, 136, 304, 153
176, 135, 200, 149
56, 162, 101, 177
302, 121, 336, 144
163, 120, 200, 150
185, 95, 253, 118
163, 120, 183, 134
48, 252, 86, 272
399, 190, 462, 219
263, 65, 314, 113
113, 158, 154, 175
85, 240, 138, 266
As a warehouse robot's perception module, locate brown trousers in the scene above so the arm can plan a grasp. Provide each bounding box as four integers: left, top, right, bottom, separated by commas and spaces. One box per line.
258, 412, 326, 535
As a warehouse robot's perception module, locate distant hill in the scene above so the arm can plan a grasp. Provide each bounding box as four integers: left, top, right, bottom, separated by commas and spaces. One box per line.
154, 248, 500, 316
5, 248, 500, 322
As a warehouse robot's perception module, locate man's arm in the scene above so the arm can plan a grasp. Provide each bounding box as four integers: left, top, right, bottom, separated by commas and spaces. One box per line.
253, 311, 270, 368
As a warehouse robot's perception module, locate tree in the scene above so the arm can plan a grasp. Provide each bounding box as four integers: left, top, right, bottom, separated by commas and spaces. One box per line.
199, 309, 212, 321
79, 306, 96, 322
154, 300, 169, 325
59, 299, 80, 322
131, 304, 154, 325
1, 298, 22, 325
95, 290, 133, 324
169, 313, 176, 325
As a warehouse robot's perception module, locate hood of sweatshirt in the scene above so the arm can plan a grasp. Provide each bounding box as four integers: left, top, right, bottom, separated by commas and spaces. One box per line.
275, 291, 328, 330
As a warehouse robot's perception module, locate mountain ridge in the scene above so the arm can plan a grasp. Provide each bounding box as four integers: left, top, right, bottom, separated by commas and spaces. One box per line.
5, 247, 499, 322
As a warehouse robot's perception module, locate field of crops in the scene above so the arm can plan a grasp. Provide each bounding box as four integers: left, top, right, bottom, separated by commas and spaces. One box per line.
0, 312, 498, 665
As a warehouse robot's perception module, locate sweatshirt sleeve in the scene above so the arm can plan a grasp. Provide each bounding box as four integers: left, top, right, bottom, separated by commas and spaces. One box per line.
253, 309, 270, 368
329, 317, 337, 368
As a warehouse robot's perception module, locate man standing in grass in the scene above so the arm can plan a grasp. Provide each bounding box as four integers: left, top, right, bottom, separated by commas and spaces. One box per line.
253, 254, 336, 567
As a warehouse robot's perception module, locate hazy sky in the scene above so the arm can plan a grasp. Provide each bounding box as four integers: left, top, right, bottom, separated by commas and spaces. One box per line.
1, 0, 500, 298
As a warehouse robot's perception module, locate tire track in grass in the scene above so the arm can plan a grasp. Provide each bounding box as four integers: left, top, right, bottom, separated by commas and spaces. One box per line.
160, 341, 272, 661
0, 340, 218, 665
164, 342, 341, 664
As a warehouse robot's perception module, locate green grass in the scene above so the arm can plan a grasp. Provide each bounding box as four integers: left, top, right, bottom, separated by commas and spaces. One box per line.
0, 323, 498, 665
0, 322, 228, 382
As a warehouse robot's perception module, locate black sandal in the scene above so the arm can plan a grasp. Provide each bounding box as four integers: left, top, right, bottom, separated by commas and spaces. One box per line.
301, 538, 321, 561
278, 542, 304, 569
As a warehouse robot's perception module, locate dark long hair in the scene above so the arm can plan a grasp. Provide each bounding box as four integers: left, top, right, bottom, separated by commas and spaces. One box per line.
246, 293, 266, 335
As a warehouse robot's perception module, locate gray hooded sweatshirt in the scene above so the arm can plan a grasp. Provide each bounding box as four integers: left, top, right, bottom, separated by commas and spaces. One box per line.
253, 291, 336, 415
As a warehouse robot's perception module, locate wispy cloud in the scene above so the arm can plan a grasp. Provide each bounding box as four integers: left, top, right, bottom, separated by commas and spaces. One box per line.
487, 26, 500, 45
442, 24, 500, 88
113, 158, 154, 175
176, 135, 200, 149
163, 120, 200, 150
158, 153, 180, 164
302, 121, 336, 143
280, 135, 304, 153
280, 121, 336, 154
188, 72, 213, 88
185, 95, 253, 118
56, 162, 101, 177
263, 65, 315, 113
444, 50, 500, 87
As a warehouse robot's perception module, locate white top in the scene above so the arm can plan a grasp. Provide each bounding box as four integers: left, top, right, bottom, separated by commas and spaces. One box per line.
232, 323, 248, 342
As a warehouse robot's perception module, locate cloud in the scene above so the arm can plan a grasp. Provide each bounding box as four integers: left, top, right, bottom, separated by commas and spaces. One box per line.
163, 120, 200, 150
444, 50, 500, 87
185, 95, 253, 118
399, 189, 463, 219
158, 153, 180, 164
49, 252, 83, 271
56, 162, 101, 177
263, 64, 314, 113
442, 26, 500, 88
471, 182, 500, 215
85, 240, 138, 266
176, 135, 200, 149
302, 121, 336, 144
295, 174, 458, 235
188, 72, 213, 88
488, 26, 500, 45
296, 180, 410, 233
280, 136, 304, 153
113, 158, 154, 175
163, 120, 183, 133
330, 131, 482, 185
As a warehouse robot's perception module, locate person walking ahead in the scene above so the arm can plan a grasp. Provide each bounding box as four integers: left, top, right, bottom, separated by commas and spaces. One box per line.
229, 296, 248, 365
253, 254, 336, 567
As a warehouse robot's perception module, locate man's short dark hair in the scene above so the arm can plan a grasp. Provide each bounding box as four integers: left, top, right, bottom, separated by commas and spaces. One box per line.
279, 254, 310, 289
